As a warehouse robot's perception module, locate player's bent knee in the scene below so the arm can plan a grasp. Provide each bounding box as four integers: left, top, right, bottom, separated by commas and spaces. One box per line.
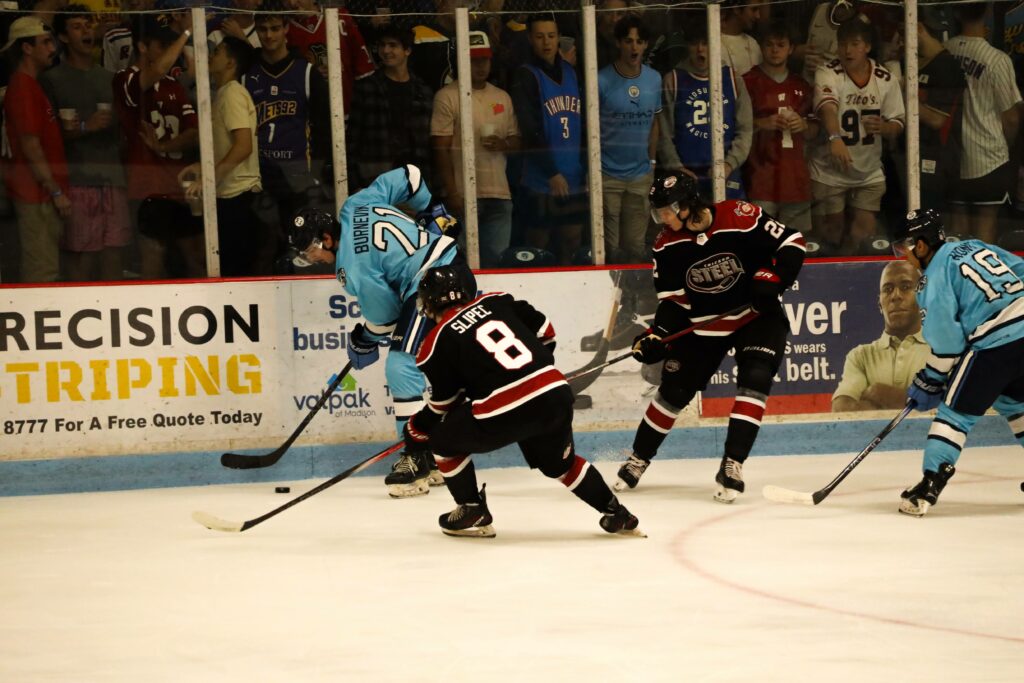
658, 384, 697, 410
736, 356, 777, 395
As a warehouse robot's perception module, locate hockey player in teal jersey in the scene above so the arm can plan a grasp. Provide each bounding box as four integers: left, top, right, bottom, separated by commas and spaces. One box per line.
294, 164, 474, 497
894, 209, 1024, 516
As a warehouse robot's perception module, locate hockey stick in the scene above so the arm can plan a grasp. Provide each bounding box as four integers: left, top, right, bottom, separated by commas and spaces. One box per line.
564, 304, 754, 384
762, 400, 915, 506
568, 272, 623, 396
220, 362, 354, 470
195, 441, 404, 532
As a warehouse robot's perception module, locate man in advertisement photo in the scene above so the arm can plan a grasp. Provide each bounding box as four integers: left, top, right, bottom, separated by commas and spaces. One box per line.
831, 260, 930, 412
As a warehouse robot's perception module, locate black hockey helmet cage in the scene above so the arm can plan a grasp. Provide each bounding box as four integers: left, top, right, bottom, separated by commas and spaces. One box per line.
649, 171, 700, 223
418, 265, 475, 317
894, 209, 946, 256
290, 207, 339, 252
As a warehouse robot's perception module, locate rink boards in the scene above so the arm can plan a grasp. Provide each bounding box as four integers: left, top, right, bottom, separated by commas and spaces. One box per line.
2, 262, 1018, 494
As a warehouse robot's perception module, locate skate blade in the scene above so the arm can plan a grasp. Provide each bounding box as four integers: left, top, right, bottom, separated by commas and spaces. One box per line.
427, 471, 445, 487
615, 527, 647, 538
898, 499, 930, 517
713, 486, 739, 504
387, 481, 430, 498
442, 524, 496, 538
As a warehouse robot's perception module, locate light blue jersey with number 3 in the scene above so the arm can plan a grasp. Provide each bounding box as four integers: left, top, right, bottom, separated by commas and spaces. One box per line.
918, 240, 1024, 366
335, 165, 457, 338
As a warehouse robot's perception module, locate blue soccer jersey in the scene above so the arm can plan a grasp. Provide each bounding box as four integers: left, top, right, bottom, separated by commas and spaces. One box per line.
521, 60, 585, 193
335, 165, 457, 337
598, 63, 662, 179
918, 240, 1024, 376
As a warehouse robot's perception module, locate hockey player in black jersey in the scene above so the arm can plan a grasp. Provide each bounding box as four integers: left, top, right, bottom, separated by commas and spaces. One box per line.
403, 265, 642, 538
616, 172, 806, 502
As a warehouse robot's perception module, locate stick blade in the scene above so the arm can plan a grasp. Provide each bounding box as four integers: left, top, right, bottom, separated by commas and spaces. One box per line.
762, 485, 816, 506
192, 510, 245, 533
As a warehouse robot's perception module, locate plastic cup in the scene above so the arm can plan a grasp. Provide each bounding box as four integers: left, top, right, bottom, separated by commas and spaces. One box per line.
480, 123, 496, 137
181, 180, 203, 217
96, 103, 112, 112
59, 108, 77, 121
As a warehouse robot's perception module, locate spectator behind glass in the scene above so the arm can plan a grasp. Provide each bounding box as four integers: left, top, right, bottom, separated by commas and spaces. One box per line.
657, 23, 752, 201
245, 1, 331, 272
510, 13, 588, 265
598, 15, 660, 264
430, 30, 520, 267
742, 21, 816, 235
794, 0, 863, 86
946, 3, 1022, 244
347, 25, 434, 192
832, 261, 930, 412
113, 15, 203, 279
915, 8, 964, 217
2, 15, 69, 283
808, 19, 903, 256
595, 0, 630, 69
287, 0, 376, 113
102, 0, 154, 73
41, 5, 131, 283
720, 0, 763, 78
179, 36, 263, 277
411, 0, 458, 93
208, 0, 262, 50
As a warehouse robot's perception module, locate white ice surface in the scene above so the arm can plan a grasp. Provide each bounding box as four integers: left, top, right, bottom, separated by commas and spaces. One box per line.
2, 447, 1022, 683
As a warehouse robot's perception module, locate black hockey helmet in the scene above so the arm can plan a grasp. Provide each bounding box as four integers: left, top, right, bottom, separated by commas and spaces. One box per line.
894, 208, 946, 256
418, 265, 475, 317
289, 206, 339, 252
649, 171, 701, 224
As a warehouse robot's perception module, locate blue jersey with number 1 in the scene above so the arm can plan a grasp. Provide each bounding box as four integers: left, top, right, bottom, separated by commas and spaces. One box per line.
335, 166, 457, 336
918, 240, 1024, 367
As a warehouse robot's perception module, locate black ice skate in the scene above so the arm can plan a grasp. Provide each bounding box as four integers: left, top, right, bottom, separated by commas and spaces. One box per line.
899, 463, 955, 517
613, 453, 650, 491
439, 484, 495, 538
600, 497, 645, 536
714, 456, 745, 504
427, 457, 445, 487
385, 450, 431, 498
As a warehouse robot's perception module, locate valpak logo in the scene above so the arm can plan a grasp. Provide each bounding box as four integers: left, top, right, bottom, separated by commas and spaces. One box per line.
292, 373, 379, 419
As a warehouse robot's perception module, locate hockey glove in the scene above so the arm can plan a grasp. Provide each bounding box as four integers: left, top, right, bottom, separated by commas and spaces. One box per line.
631, 330, 666, 365
750, 268, 782, 314
417, 203, 461, 239
907, 369, 945, 412
402, 417, 432, 455
347, 323, 382, 370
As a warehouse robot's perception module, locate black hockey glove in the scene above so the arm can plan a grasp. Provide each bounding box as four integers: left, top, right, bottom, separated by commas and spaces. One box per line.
631, 329, 666, 365
402, 417, 432, 454
750, 268, 782, 314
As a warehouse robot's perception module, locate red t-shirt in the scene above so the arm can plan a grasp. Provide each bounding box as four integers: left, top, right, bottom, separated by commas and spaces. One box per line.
287, 10, 375, 111
742, 66, 813, 204
3, 71, 69, 203
113, 66, 198, 201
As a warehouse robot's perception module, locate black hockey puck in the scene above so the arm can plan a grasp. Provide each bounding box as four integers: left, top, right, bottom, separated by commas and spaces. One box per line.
1020, 482, 1024, 493
275, 486, 290, 494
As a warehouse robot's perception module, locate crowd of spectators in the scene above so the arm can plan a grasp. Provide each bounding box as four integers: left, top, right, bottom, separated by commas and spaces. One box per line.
1, 0, 1023, 283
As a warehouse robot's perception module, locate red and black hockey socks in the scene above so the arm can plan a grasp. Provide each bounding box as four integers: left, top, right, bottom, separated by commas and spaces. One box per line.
559, 455, 616, 512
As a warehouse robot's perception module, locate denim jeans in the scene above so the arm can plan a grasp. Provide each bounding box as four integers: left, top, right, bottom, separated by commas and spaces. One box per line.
477, 198, 513, 267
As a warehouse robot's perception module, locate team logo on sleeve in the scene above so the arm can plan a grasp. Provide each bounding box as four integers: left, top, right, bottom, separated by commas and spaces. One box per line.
337, 267, 347, 286
734, 201, 756, 217
686, 253, 745, 293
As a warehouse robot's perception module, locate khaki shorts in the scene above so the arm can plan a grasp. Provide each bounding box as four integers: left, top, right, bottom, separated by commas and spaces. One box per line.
811, 180, 885, 215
